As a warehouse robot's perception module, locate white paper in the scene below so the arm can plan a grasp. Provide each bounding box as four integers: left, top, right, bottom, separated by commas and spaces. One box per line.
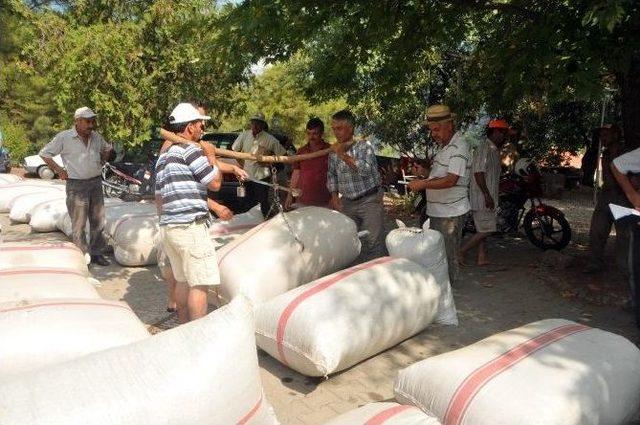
609, 203, 640, 220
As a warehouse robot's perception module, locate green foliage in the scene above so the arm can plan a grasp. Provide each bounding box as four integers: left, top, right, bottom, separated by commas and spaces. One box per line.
0, 113, 33, 164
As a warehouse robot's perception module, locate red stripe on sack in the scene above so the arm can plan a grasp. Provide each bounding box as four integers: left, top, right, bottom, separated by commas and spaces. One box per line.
443, 323, 590, 425
209, 223, 256, 237
236, 393, 263, 425
0, 243, 81, 253
0, 268, 85, 277
112, 213, 157, 235
364, 405, 417, 425
217, 220, 272, 265
0, 300, 132, 314
276, 256, 394, 365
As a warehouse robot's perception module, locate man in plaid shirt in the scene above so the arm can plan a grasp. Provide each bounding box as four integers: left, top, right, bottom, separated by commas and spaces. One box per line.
328, 109, 385, 259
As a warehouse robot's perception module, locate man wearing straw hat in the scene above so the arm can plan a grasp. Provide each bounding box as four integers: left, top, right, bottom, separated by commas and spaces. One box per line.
232, 113, 286, 217
40, 106, 112, 266
408, 104, 470, 283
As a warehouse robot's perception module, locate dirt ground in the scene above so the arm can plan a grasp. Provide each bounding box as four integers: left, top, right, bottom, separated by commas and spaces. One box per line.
1, 175, 639, 424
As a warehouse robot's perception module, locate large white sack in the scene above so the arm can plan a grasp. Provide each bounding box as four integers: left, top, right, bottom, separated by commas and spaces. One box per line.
217, 206, 361, 305
0, 268, 100, 302
386, 221, 458, 325
325, 402, 441, 425
0, 298, 149, 377
0, 181, 65, 212
55, 198, 134, 237
0, 242, 88, 276
0, 297, 279, 425
256, 257, 449, 376
29, 197, 68, 232
9, 190, 66, 223
112, 214, 159, 266
394, 319, 640, 425
209, 204, 264, 247
0, 174, 22, 185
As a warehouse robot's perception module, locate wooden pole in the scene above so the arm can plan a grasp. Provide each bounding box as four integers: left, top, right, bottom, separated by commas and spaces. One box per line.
159, 128, 349, 164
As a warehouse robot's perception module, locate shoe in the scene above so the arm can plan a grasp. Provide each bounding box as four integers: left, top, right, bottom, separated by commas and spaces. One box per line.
90, 254, 110, 266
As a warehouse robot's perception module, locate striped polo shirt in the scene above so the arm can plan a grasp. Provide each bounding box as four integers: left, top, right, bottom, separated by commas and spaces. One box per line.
155, 143, 218, 225
426, 131, 471, 217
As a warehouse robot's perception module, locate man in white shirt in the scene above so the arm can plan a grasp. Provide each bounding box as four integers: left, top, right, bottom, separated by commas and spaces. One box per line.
408, 104, 470, 282
612, 147, 640, 209
40, 107, 112, 266
232, 113, 286, 217
460, 119, 509, 266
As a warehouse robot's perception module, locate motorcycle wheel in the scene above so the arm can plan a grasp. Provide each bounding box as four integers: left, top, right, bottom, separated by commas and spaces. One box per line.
523, 207, 571, 250
103, 175, 126, 198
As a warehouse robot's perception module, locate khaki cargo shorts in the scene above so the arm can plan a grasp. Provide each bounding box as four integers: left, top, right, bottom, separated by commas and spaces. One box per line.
159, 220, 220, 287
472, 209, 497, 233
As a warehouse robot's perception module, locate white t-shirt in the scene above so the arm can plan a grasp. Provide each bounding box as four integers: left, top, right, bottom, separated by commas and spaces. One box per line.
470, 138, 501, 212
426, 131, 471, 217
613, 147, 640, 174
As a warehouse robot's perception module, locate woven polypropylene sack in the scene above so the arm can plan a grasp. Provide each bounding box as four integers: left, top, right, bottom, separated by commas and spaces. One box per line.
112, 214, 159, 266
9, 190, 66, 223
0, 297, 279, 425
256, 257, 446, 376
30, 198, 69, 232
0, 268, 100, 302
209, 204, 264, 248
217, 207, 361, 305
394, 319, 640, 425
0, 242, 88, 276
386, 221, 458, 325
0, 174, 22, 185
324, 402, 441, 425
55, 198, 137, 238
0, 181, 65, 212
0, 298, 149, 377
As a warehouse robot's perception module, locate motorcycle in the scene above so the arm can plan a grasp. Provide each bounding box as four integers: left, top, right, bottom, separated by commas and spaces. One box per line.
463, 161, 572, 250
101, 160, 155, 200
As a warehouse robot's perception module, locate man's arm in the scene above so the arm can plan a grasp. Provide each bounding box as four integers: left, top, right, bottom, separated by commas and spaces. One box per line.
612, 162, 640, 209
407, 173, 459, 192
207, 198, 233, 220
187, 143, 222, 192
474, 172, 494, 209
285, 169, 300, 210
39, 134, 67, 180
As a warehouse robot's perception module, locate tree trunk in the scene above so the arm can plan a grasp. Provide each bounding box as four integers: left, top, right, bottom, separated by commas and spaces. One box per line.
620, 53, 640, 150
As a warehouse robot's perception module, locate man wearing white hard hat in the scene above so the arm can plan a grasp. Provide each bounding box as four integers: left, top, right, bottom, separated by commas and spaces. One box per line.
155, 102, 223, 323
232, 112, 286, 217
40, 106, 112, 266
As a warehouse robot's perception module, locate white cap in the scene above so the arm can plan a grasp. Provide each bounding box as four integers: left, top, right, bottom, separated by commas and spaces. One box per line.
168, 103, 211, 124
74, 106, 97, 120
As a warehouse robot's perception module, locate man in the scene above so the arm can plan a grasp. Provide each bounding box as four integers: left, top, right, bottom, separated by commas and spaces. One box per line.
327, 109, 385, 259
612, 146, 640, 209
284, 117, 331, 210
40, 106, 111, 266
232, 113, 286, 217
155, 102, 223, 323
407, 104, 470, 283
460, 119, 509, 266
587, 124, 630, 273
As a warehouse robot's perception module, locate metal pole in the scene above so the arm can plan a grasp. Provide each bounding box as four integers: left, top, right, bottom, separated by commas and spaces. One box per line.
594, 96, 607, 204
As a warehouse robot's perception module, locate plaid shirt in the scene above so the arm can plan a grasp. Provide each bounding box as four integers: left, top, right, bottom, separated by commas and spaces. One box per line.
327, 140, 380, 200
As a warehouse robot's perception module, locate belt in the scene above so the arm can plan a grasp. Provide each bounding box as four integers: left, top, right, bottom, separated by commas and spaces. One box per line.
348, 186, 380, 201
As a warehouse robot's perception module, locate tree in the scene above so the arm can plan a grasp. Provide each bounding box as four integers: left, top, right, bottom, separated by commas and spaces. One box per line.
220, 0, 640, 156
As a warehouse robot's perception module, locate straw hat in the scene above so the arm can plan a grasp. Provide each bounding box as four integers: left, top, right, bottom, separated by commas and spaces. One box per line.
249, 112, 268, 125
425, 104, 456, 124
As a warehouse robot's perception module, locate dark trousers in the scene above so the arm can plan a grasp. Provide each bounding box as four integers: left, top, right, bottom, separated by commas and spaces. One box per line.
588, 190, 631, 272
248, 178, 273, 218
342, 189, 386, 260
66, 176, 108, 255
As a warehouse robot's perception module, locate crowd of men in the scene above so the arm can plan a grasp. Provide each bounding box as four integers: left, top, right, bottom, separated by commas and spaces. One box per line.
39, 103, 640, 323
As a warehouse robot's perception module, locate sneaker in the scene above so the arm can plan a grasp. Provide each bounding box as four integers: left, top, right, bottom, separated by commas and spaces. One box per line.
90, 254, 110, 266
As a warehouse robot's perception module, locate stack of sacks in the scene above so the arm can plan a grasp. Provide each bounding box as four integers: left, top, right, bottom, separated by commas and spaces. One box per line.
324, 402, 441, 424
209, 204, 264, 248
386, 220, 458, 325
0, 297, 279, 425
0, 174, 22, 185
255, 257, 457, 376
0, 241, 150, 378
9, 190, 66, 223
31, 197, 122, 233
394, 319, 640, 425
0, 180, 65, 212
56, 200, 154, 238
216, 206, 361, 305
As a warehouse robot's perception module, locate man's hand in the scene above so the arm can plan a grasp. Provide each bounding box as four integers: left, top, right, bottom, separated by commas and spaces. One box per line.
331, 142, 348, 156
58, 169, 68, 180
407, 179, 427, 192
629, 191, 640, 211
484, 193, 495, 209
232, 165, 248, 181
329, 194, 342, 211
211, 202, 233, 221
284, 193, 294, 211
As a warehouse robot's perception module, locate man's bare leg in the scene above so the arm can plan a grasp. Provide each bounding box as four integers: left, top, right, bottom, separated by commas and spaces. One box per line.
477, 239, 490, 265
174, 280, 190, 323
188, 286, 209, 321
459, 233, 487, 265
160, 266, 178, 312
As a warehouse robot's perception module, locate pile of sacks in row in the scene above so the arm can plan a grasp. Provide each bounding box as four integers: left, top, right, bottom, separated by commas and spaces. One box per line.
0, 177, 265, 266
3, 174, 640, 424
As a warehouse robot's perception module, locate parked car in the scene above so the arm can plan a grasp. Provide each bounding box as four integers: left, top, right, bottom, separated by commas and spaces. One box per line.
0, 147, 10, 173
23, 154, 64, 179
